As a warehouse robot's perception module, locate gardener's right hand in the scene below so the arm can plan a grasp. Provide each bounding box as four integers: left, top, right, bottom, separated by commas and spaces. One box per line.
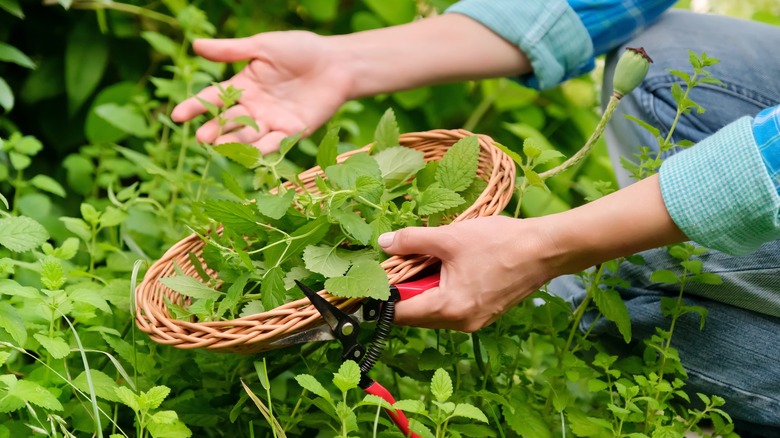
171, 31, 352, 154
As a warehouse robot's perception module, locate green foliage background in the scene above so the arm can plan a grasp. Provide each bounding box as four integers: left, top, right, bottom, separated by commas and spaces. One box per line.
0, 1, 776, 437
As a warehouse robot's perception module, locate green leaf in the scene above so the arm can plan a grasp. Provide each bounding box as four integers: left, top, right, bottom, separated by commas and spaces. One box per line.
265, 217, 329, 267
60, 217, 91, 241
649, 269, 679, 284
593, 287, 632, 343
141, 386, 171, 410
393, 399, 426, 414
447, 424, 497, 437
0, 42, 35, 69
8, 151, 30, 170
354, 175, 384, 205
303, 245, 351, 278
217, 272, 248, 319
330, 207, 372, 245
417, 185, 465, 215
503, 401, 551, 438
159, 275, 222, 300
523, 138, 541, 159
325, 152, 382, 190
214, 142, 261, 168
0, 216, 49, 252
150, 410, 179, 425
80, 203, 100, 225
115, 386, 140, 412
256, 190, 295, 220
451, 403, 488, 423
3, 380, 63, 412
66, 21, 109, 112
295, 374, 332, 402
0, 279, 39, 298
141, 31, 179, 58
147, 419, 192, 438
202, 200, 258, 235
625, 114, 660, 138
535, 149, 566, 166
0, 302, 26, 346
373, 146, 425, 188
279, 132, 303, 157
324, 260, 389, 300
0, 77, 13, 112
73, 369, 120, 402
94, 104, 150, 137
40, 256, 66, 290
332, 360, 361, 393
0, 0, 24, 18
260, 266, 285, 310
566, 410, 613, 438
239, 300, 264, 318
493, 142, 523, 166
435, 135, 479, 192
100, 206, 127, 228
371, 108, 400, 153
316, 126, 339, 169
29, 174, 66, 197
430, 368, 452, 403
221, 170, 246, 200
694, 272, 723, 285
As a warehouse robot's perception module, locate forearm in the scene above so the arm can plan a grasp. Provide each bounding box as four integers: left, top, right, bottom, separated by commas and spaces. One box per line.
332, 14, 531, 99
543, 174, 687, 276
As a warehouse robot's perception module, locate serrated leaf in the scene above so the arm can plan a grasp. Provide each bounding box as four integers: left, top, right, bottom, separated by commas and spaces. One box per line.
393, 399, 426, 414
239, 300, 264, 318
417, 185, 465, 215
0, 279, 38, 298
221, 170, 246, 199
354, 175, 384, 205
418, 348, 453, 371
40, 256, 66, 290
316, 126, 339, 169
73, 369, 120, 402
566, 410, 613, 438
333, 360, 361, 393
535, 149, 565, 166
217, 272, 249, 319
265, 217, 329, 267
649, 269, 679, 284
34, 333, 70, 359
435, 136, 479, 192
452, 403, 488, 422
373, 146, 425, 188
278, 132, 303, 157
330, 207, 372, 245
142, 386, 171, 410
325, 152, 382, 190
0, 303, 26, 346
371, 108, 400, 153
54, 237, 80, 260
7, 380, 63, 412
256, 190, 295, 220
303, 245, 351, 278
150, 410, 179, 425
202, 199, 258, 234
260, 266, 285, 310
0, 216, 49, 252
295, 374, 332, 402
214, 142, 261, 168
430, 368, 452, 403
230, 115, 259, 132
522, 138, 541, 159
593, 287, 632, 343
147, 420, 192, 438
324, 260, 389, 299
159, 275, 221, 300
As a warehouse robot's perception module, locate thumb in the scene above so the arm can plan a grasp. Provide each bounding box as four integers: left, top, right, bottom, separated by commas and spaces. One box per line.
193, 36, 261, 62
378, 227, 449, 258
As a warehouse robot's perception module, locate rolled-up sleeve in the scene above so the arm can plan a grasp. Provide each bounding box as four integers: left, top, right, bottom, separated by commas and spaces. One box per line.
659, 110, 780, 255
446, 0, 595, 89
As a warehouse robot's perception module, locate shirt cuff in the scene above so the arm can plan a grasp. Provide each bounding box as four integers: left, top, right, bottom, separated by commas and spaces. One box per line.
659, 116, 780, 256
752, 105, 780, 196
446, 0, 594, 90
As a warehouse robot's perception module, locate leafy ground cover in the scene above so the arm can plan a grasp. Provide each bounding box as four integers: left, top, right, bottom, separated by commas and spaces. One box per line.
0, 1, 775, 437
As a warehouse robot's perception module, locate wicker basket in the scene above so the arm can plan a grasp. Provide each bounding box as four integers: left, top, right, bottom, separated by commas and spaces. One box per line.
135, 129, 516, 353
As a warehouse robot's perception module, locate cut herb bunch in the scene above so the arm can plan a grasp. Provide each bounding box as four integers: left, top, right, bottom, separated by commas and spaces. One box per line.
160, 109, 488, 322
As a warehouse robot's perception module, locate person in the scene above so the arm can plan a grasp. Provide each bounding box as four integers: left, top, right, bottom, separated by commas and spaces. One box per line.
171, 0, 780, 434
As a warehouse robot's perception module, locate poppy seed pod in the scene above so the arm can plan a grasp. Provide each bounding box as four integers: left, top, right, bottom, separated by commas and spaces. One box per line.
612, 47, 653, 98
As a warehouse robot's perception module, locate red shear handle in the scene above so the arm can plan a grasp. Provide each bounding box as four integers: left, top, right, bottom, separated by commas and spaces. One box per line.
363, 380, 421, 438
393, 273, 440, 301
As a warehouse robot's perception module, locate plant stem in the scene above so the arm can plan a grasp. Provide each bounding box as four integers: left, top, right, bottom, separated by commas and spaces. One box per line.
540, 94, 621, 179
561, 265, 605, 359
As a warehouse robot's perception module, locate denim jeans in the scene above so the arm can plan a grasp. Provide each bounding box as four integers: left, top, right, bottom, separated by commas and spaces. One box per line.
548, 10, 780, 436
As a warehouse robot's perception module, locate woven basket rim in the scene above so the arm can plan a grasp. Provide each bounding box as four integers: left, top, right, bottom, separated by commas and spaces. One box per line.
135, 128, 516, 353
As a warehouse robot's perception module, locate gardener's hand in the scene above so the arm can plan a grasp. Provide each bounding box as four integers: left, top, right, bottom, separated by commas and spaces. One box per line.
379, 216, 559, 332
171, 31, 352, 154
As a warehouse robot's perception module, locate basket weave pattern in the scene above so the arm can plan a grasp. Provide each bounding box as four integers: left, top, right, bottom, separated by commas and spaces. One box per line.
135, 129, 516, 353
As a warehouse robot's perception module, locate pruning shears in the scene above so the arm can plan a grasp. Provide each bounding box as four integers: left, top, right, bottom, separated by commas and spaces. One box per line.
271, 273, 441, 438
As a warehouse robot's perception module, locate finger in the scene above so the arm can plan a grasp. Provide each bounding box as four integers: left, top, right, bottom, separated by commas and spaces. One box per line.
192, 36, 260, 63
196, 105, 264, 143
171, 83, 226, 122
377, 226, 451, 259
214, 125, 266, 147
393, 288, 456, 330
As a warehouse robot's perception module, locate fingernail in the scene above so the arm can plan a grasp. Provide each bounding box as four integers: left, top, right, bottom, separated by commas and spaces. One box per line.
378, 232, 395, 248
